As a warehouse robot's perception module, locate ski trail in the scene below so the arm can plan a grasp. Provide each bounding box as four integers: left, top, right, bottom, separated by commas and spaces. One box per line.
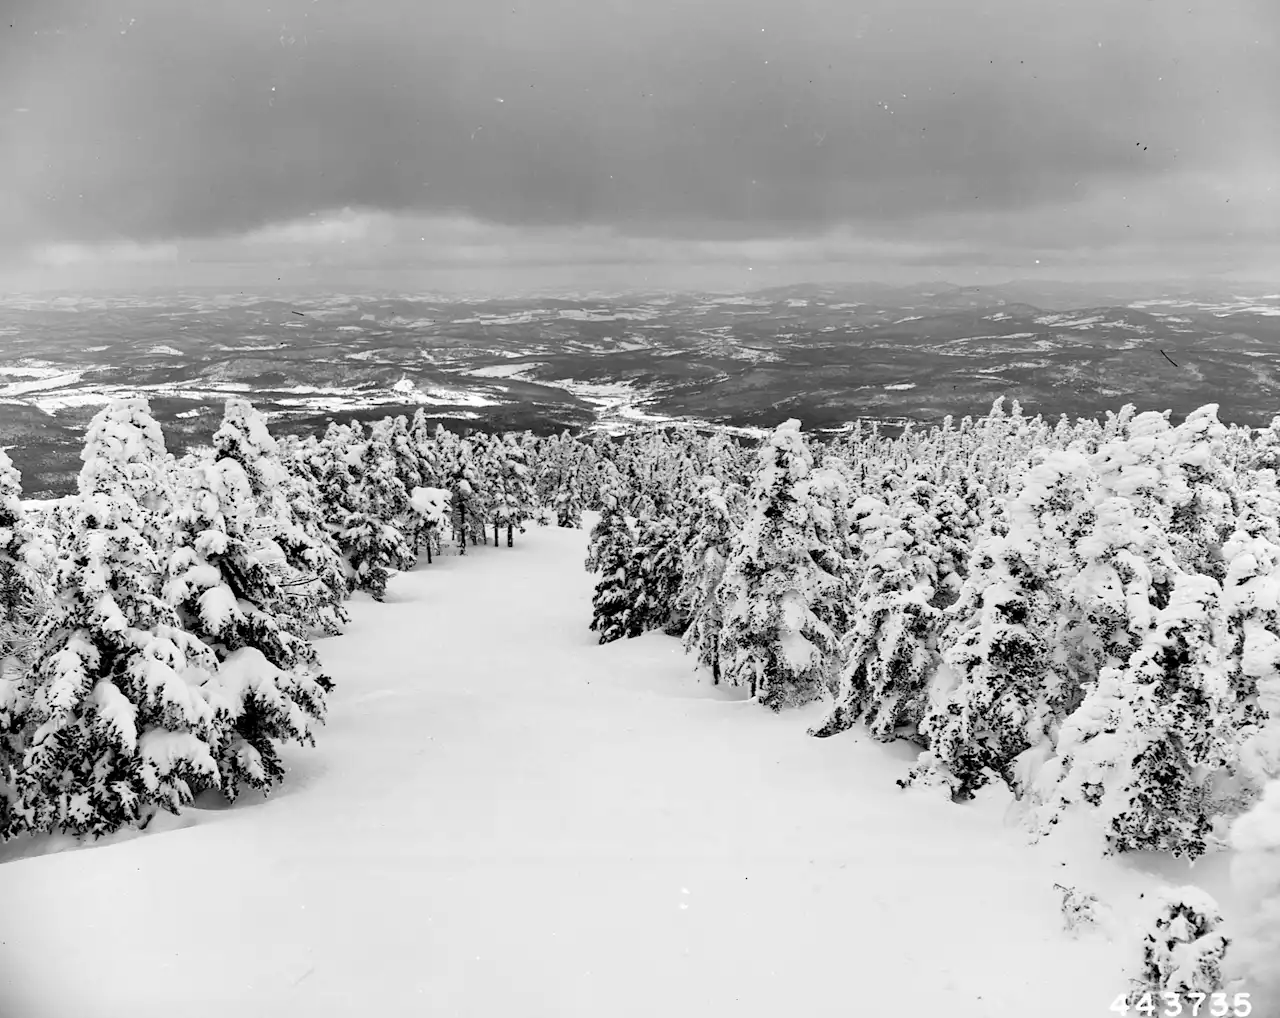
0, 524, 1126, 1018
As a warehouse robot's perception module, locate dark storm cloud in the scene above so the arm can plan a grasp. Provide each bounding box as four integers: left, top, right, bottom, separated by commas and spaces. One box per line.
1, 0, 1276, 251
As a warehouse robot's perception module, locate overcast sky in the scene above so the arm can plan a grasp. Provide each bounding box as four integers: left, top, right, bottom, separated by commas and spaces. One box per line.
1, 0, 1277, 292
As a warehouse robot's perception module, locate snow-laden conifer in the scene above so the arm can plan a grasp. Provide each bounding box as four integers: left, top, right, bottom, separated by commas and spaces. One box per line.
1223, 481, 1280, 792
0, 450, 53, 682
587, 494, 640, 643
626, 510, 685, 636
714, 420, 848, 710
314, 424, 415, 598
1128, 888, 1230, 1002
0, 450, 55, 832
217, 400, 349, 635
488, 433, 536, 547
678, 475, 742, 684
6, 399, 227, 837
812, 476, 965, 742
1034, 573, 1242, 858
164, 455, 331, 799
553, 433, 585, 528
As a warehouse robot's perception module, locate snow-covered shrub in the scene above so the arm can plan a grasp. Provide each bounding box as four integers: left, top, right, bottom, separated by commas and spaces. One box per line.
1129, 888, 1230, 1003
1053, 882, 1101, 935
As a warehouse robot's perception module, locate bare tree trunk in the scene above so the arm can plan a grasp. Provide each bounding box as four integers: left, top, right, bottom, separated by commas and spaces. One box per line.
426, 538, 432, 565
494, 521, 500, 546
507, 523, 513, 548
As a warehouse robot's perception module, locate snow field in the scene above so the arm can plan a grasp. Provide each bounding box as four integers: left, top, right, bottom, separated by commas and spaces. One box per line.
0, 519, 1238, 1018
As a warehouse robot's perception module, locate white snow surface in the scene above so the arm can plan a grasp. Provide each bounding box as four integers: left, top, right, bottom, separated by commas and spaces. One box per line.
0, 521, 1242, 1017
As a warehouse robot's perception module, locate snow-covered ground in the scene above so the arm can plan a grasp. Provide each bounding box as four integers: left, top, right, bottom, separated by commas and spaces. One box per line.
0, 521, 1240, 1018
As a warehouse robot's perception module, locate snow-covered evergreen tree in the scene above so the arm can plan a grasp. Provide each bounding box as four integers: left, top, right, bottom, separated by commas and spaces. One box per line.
313, 423, 415, 599
908, 530, 1059, 800
487, 433, 536, 547
714, 420, 847, 710
1034, 573, 1243, 858
811, 475, 967, 744
165, 455, 330, 799
1222, 476, 1280, 794
0, 451, 55, 831
587, 496, 640, 644
4, 399, 228, 837
217, 400, 349, 635
678, 475, 741, 684
549, 432, 585, 528
0, 450, 53, 682
625, 510, 685, 636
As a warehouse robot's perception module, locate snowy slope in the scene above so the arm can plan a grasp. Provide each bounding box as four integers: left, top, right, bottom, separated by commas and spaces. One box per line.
0, 521, 1240, 1018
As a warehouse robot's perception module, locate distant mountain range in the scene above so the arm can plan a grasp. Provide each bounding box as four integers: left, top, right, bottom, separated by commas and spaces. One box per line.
2, 281, 1278, 495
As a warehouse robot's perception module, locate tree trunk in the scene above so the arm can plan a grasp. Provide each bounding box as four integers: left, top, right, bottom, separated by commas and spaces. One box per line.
494, 521, 500, 546
425, 537, 432, 565
712, 635, 720, 685
507, 523, 513, 548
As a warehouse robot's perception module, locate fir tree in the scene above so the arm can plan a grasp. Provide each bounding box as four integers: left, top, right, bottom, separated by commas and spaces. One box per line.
714, 420, 847, 710
492, 433, 536, 547
0, 450, 52, 682
587, 497, 640, 644
217, 400, 349, 635
626, 511, 685, 636
164, 455, 331, 799
6, 400, 228, 837
1034, 573, 1244, 858
678, 475, 741, 684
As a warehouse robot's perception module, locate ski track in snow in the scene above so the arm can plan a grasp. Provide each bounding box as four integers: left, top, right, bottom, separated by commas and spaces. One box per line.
0, 522, 1234, 1018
